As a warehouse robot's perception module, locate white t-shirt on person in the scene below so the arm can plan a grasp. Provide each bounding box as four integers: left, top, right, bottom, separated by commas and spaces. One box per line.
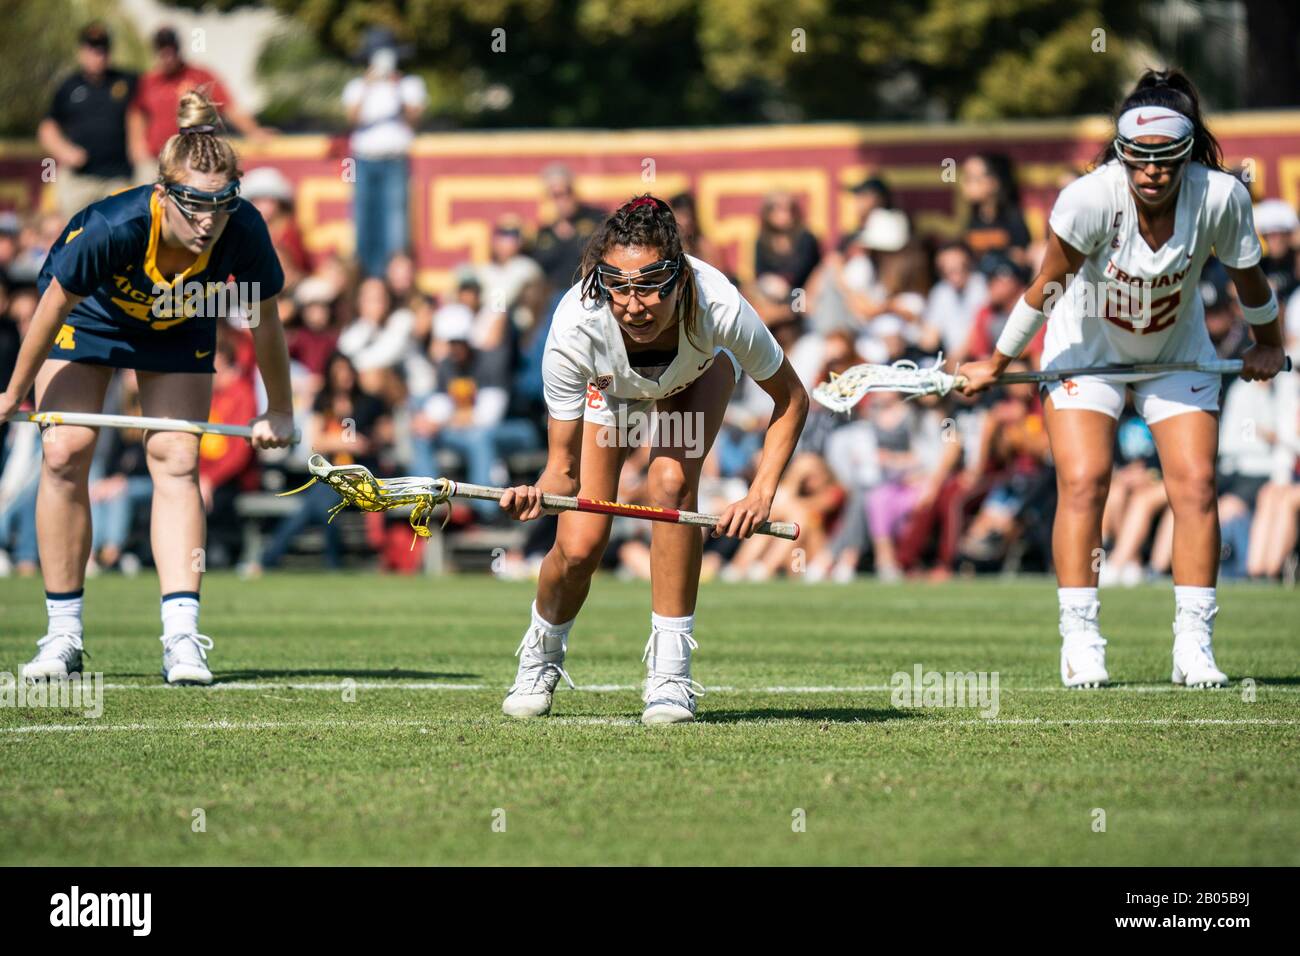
342, 74, 428, 159
542, 254, 785, 420
1043, 160, 1262, 375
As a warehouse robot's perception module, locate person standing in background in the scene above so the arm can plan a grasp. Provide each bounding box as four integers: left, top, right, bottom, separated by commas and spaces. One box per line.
40, 23, 137, 220
128, 26, 270, 182
342, 28, 428, 278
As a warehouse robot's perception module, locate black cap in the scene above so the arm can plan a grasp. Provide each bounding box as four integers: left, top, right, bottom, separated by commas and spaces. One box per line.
846, 176, 891, 200
979, 251, 1030, 285
153, 26, 179, 51
79, 22, 111, 50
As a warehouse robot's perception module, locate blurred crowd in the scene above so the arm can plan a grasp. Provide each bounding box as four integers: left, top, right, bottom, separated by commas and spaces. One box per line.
2, 23, 1300, 583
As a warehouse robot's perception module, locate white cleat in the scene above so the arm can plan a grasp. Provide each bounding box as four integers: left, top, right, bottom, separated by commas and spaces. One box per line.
502, 626, 574, 718
1059, 601, 1109, 689
641, 630, 704, 725
1172, 605, 1227, 688
161, 633, 214, 685
21, 632, 85, 681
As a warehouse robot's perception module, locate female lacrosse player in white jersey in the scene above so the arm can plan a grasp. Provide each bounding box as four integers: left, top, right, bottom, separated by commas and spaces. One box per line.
958, 69, 1288, 689
497, 195, 808, 723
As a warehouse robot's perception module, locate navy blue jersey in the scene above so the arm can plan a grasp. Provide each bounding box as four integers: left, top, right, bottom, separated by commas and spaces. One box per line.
36, 185, 284, 372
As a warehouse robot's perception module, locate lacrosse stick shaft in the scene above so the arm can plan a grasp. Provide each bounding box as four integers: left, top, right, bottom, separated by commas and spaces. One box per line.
979, 356, 1292, 388
18, 411, 300, 442
444, 479, 801, 540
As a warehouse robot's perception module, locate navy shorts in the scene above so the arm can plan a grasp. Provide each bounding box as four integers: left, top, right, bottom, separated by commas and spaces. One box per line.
49, 320, 217, 374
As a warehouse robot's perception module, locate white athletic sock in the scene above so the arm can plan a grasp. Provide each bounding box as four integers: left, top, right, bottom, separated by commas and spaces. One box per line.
530, 602, 574, 655
161, 591, 201, 639
647, 612, 695, 676
1174, 585, 1216, 609
1057, 587, 1099, 609
45, 589, 84, 637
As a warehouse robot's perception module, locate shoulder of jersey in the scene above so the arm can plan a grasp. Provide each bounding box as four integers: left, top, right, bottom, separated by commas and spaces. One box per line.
548, 279, 602, 335
686, 254, 738, 305
68, 186, 152, 245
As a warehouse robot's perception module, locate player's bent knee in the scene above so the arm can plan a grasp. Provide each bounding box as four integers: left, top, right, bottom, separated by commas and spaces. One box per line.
40, 431, 97, 480
146, 433, 201, 480
552, 534, 607, 579
647, 458, 693, 509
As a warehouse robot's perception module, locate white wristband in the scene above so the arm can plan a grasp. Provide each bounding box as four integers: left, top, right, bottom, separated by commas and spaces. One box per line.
994, 296, 1047, 358
1241, 288, 1279, 326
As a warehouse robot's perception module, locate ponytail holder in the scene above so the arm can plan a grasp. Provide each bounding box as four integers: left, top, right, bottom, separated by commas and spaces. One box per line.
625, 197, 661, 212
180, 124, 216, 135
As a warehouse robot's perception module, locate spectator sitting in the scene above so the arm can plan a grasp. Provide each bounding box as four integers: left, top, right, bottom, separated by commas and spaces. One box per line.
753, 190, 821, 292
242, 166, 311, 281
531, 164, 606, 297
669, 192, 726, 273
837, 176, 893, 252
409, 306, 538, 521
0, 212, 21, 278
288, 277, 340, 380
474, 216, 543, 371
337, 276, 418, 404
1253, 199, 1299, 302
954, 253, 1039, 365
960, 152, 1031, 265
39, 22, 136, 220
925, 241, 988, 357
128, 25, 270, 178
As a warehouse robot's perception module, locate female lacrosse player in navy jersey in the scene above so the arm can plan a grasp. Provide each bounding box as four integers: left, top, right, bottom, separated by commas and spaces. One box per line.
958, 70, 1288, 688
0, 91, 294, 685
496, 195, 809, 723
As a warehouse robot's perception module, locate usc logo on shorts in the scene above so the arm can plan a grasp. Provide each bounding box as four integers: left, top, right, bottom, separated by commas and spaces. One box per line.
585, 383, 607, 410
1063, 379, 1079, 396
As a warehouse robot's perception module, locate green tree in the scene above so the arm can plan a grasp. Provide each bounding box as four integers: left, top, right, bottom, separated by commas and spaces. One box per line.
158, 0, 1164, 128
0, 0, 147, 136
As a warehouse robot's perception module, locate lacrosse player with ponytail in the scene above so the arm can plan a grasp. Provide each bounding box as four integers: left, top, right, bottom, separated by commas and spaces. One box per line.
497, 194, 809, 723
0, 90, 293, 685
957, 69, 1288, 688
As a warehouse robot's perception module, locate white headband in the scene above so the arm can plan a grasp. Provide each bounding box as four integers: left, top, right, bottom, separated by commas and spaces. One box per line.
1117, 107, 1193, 142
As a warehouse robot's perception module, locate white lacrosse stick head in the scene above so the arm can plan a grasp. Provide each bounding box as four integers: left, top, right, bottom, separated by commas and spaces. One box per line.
812, 355, 956, 413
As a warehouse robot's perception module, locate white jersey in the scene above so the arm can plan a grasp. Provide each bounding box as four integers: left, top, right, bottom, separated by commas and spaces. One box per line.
1043, 161, 1262, 374
542, 254, 785, 420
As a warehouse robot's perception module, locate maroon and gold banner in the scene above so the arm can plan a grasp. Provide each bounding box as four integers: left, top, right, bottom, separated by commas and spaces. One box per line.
3, 112, 1299, 291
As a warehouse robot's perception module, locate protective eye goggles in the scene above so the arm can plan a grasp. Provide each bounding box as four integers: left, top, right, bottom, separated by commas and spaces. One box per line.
165, 181, 242, 219
1114, 135, 1194, 169
595, 257, 682, 297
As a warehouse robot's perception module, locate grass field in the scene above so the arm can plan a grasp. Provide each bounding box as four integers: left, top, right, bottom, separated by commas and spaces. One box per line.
0, 573, 1296, 866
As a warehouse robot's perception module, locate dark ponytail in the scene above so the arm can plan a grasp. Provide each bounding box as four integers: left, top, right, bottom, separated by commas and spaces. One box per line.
578, 194, 700, 350
1095, 68, 1224, 171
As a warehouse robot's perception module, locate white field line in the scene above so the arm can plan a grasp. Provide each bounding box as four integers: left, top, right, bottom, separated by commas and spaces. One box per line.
0, 716, 1295, 735
87, 680, 1300, 695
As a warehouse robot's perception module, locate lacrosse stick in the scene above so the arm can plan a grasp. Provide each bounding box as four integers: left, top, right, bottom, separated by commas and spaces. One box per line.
17, 411, 301, 442
285, 453, 800, 541
813, 355, 1294, 413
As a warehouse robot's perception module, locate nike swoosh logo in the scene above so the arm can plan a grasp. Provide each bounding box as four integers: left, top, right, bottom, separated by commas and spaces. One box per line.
1190, 384, 1212, 393
195, 349, 213, 359
1136, 113, 1180, 126
65, 227, 84, 244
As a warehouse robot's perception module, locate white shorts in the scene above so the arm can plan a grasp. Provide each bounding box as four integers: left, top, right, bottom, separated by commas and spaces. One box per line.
582, 348, 741, 429
1043, 370, 1220, 425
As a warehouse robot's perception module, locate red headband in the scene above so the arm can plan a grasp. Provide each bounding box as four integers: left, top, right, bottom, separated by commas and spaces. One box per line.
624, 197, 661, 212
